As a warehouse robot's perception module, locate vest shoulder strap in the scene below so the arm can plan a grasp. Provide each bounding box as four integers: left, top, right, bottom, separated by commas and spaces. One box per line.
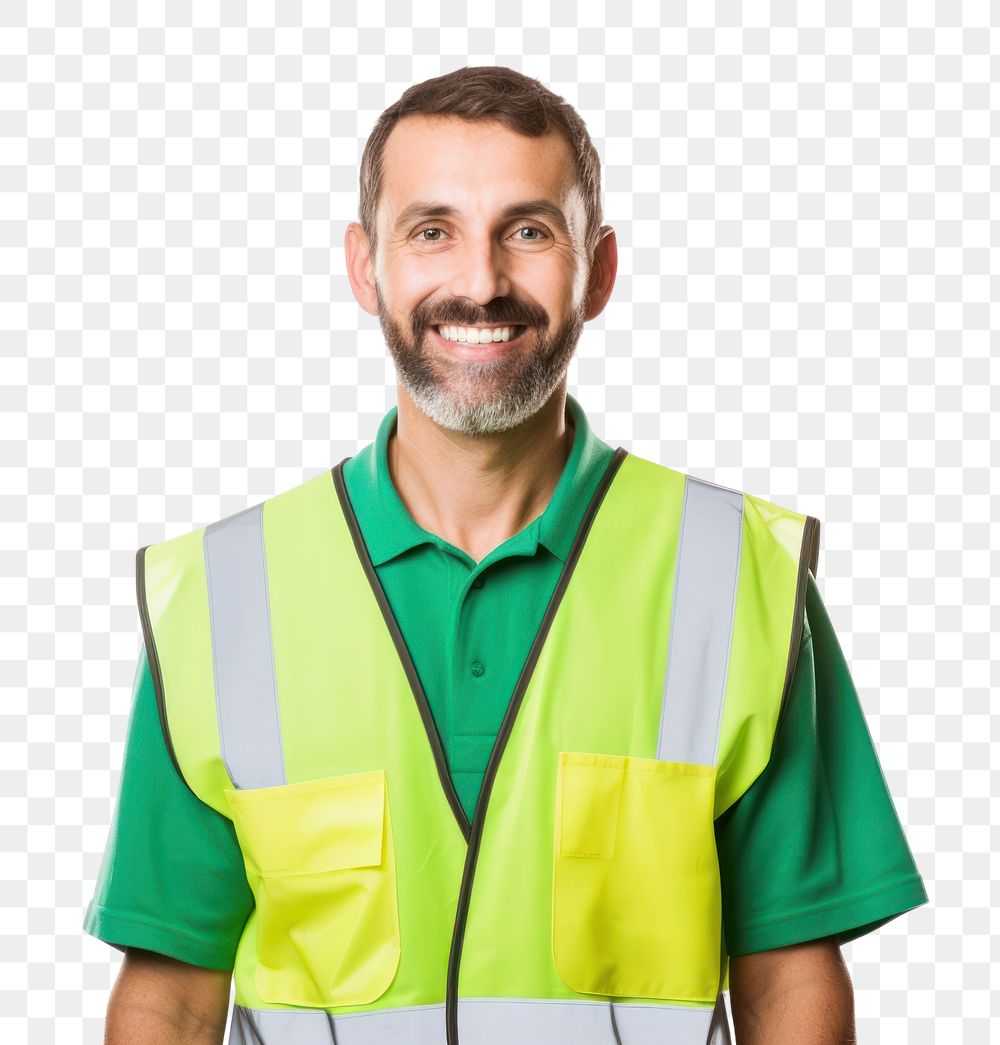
617, 453, 820, 814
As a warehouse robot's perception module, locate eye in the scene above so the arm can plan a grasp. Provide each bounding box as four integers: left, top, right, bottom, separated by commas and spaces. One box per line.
414, 226, 448, 242
513, 225, 548, 242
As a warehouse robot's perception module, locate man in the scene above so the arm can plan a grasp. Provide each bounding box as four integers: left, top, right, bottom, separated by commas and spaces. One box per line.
85, 66, 928, 1044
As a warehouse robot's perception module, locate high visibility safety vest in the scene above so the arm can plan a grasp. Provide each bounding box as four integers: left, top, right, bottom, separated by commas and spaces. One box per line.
137, 447, 820, 1045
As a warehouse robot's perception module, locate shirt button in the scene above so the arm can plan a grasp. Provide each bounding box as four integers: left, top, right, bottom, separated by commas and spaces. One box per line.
472, 577, 484, 589
471, 660, 485, 677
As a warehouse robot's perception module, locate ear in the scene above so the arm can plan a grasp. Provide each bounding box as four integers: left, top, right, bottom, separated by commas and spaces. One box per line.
582, 226, 618, 322
344, 222, 379, 318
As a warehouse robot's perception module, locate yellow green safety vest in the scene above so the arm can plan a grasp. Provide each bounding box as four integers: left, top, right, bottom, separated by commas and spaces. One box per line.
137, 447, 820, 1045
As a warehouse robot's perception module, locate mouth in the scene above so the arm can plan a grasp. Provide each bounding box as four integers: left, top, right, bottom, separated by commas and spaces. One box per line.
432, 324, 529, 346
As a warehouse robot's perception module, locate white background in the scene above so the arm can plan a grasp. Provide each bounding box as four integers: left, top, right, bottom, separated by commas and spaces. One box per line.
2, 2, 995, 1043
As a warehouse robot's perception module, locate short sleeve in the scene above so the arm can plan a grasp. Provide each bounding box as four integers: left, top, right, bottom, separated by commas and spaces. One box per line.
715, 571, 929, 956
83, 642, 254, 969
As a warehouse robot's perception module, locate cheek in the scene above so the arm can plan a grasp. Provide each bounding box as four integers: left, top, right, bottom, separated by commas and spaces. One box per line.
382, 253, 441, 305
521, 254, 578, 302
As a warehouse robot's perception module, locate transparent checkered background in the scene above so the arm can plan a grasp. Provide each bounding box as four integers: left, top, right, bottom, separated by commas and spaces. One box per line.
2, 3, 994, 1043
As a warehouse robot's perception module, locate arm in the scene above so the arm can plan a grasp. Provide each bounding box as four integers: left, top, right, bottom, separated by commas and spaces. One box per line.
716, 575, 927, 1039
106, 947, 232, 1045
729, 937, 856, 1045
84, 645, 255, 1039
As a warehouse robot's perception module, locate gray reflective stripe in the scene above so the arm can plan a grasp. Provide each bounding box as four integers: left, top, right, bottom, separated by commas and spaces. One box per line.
204, 502, 285, 790
229, 997, 720, 1045
657, 476, 744, 765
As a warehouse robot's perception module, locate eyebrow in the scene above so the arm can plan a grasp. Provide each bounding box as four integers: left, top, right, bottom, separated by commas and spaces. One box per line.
391, 198, 571, 237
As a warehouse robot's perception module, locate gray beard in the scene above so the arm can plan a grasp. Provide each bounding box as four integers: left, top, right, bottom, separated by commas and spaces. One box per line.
376, 288, 585, 436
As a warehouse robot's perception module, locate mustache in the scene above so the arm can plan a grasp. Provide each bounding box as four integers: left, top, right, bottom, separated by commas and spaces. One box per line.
415, 303, 547, 328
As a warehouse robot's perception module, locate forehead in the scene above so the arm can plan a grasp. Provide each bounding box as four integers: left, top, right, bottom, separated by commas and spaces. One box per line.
378, 114, 582, 233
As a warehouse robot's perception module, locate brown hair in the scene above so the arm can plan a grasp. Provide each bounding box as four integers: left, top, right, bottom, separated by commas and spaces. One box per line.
358, 66, 604, 262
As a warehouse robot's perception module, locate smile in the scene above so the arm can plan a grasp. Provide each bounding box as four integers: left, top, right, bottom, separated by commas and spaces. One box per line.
433, 324, 527, 345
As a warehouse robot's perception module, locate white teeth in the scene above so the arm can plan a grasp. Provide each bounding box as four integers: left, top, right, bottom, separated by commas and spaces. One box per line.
438, 325, 520, 344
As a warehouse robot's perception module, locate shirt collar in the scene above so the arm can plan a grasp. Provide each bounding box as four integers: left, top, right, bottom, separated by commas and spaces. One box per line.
344, 392, 614, 567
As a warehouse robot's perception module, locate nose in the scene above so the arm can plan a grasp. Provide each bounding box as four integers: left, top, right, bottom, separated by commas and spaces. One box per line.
447, 231, 512, 306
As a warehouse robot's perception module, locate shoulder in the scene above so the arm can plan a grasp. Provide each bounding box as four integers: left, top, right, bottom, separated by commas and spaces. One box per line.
138, 469, 334, 560
620, 451, 820, 545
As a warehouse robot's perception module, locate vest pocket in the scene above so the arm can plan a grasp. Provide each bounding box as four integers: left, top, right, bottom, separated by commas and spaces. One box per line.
552, 751, 722, 1003
223, 767, 401, 1009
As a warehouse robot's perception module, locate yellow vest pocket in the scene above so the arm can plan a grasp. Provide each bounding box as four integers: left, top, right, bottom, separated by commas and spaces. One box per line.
552, 751, 722, 1003
224, 768, 401, 1009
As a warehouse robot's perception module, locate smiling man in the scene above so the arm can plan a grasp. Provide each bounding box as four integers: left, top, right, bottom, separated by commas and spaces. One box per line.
363, 115, 595, 438
86, 67, 927, 1045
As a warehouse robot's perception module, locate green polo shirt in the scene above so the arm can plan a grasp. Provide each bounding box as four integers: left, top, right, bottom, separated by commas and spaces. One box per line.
84, 392, 928, 970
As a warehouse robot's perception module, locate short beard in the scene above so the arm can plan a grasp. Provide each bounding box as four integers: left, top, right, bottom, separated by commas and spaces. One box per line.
376, 285, 586, 436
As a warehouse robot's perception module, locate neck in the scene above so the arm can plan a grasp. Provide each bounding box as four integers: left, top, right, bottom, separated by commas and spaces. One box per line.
388, 385, 575, 564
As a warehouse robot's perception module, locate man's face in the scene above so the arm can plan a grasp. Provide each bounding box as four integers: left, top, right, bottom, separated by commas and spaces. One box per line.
368, 115, 594, 436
